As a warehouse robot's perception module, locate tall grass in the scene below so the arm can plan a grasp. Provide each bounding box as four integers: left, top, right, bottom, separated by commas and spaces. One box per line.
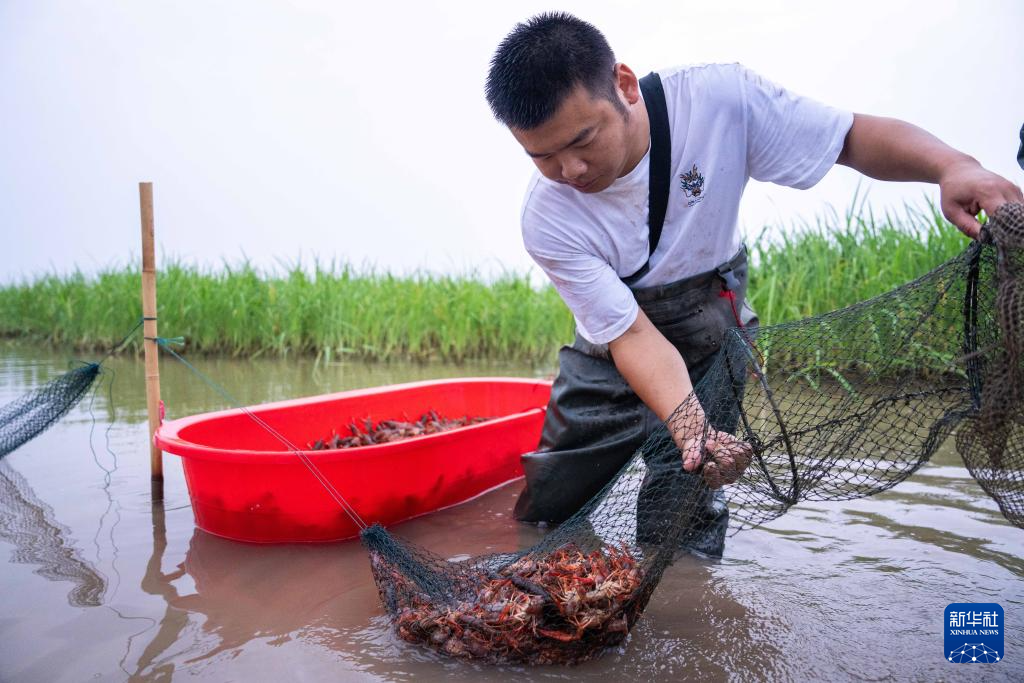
0, 201, 971, 363
0, 261, 575, 362
746, 199, 968, 323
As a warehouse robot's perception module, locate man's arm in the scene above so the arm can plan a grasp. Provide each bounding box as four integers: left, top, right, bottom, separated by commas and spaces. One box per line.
608, 309, 751, 488
608, 309, 692, 422
836, 114, 1023, 237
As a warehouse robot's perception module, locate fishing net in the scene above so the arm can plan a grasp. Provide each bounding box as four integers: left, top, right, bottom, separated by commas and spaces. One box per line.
0, 363, 100, 459
360, 202, 1024, 665
0, 319, 143, 460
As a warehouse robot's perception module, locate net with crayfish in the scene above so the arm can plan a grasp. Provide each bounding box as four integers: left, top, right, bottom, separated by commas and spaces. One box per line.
360, 202, 1024, 664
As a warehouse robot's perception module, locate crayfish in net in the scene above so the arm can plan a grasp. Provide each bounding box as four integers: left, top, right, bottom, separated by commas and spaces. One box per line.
358, 204, 1024, 666
370, 542, 646, 665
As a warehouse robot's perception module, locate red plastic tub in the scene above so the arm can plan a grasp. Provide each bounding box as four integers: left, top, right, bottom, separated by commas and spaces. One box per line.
155, 377, 551, 543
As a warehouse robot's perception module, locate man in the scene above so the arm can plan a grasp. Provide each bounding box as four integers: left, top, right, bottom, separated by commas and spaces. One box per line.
485, 12, 1023, 556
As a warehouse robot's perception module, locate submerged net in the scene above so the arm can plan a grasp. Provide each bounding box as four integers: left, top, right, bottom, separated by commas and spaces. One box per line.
0, 363, 100, 459
361, 203, 1024, 665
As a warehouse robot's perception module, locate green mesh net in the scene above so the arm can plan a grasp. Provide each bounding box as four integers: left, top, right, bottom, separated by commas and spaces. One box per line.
0, 363, 100, 460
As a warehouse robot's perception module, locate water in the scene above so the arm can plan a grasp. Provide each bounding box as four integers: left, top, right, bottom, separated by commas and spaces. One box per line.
0, 342, 1020, 681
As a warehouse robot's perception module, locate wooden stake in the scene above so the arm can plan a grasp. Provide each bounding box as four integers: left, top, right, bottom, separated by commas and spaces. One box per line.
139, 182, 163, 499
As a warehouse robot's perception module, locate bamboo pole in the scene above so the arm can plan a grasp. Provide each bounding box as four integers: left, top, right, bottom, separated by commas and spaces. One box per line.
139, 182, 163, 500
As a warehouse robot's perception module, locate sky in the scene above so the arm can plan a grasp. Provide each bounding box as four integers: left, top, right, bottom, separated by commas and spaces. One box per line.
2, 0, 1022, 284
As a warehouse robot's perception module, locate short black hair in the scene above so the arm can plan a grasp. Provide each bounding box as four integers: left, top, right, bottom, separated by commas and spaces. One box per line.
485, 12, 623, 130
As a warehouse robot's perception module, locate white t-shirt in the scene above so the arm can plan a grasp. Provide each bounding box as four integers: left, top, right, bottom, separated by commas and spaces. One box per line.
520, 62, 854, 344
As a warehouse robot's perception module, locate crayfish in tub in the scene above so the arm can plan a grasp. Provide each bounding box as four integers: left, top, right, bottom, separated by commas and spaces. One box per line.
309, 410, 491, 450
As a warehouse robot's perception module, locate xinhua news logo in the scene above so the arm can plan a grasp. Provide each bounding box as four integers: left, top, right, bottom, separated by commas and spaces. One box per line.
945, 603, 1003, 664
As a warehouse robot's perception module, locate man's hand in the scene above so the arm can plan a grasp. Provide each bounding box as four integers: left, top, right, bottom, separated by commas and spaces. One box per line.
674, 427, 753, 489
609, 310, 754, 488
939, 161, 1023, 239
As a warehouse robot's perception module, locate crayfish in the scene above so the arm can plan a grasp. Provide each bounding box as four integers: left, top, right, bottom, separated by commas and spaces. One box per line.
371, 542, 645, 664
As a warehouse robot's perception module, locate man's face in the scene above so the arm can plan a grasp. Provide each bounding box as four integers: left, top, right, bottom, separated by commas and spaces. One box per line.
510, 84, 634, 194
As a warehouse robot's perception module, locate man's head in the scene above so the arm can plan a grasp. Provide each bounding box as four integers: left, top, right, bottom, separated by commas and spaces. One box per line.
485, 12, 649, 194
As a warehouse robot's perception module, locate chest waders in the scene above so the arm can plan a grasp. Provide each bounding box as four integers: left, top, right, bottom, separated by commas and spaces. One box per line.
513, 73, 759, 557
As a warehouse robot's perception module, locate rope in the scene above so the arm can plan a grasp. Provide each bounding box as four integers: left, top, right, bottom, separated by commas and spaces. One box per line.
94, 317, 146, 366
150, 338, 369, 531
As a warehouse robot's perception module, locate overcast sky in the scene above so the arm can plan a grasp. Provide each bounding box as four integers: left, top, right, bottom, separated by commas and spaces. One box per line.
2, 0, 1022, 284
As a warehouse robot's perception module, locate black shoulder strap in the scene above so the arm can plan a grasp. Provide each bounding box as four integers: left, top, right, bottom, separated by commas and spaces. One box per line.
622, 72, 671, 286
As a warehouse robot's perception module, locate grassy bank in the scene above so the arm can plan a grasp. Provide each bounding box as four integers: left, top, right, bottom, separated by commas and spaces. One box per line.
0, 264, 573, 362
0, 202, 971, 363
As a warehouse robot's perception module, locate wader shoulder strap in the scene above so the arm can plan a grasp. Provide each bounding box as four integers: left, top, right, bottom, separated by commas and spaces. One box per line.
622, 72, 671, 286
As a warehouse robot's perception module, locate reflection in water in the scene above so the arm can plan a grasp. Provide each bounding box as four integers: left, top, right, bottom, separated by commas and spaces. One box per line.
133, 509, 369, 678
132, 503, 187, 681
0, 461, 107, 607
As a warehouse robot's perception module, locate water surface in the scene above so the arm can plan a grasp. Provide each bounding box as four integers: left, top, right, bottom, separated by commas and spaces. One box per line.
0, 343, 1020, 681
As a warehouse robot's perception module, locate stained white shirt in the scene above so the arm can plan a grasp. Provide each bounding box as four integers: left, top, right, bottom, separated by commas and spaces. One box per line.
521, 62, 854, 344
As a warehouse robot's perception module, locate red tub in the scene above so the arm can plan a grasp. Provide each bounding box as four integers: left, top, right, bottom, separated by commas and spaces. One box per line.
155, 377, 551, 543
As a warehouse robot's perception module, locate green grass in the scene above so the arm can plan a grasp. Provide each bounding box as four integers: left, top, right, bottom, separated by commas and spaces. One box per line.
0, 200, 972, 363
0, 261, 575, 363
746, 199, 969, 324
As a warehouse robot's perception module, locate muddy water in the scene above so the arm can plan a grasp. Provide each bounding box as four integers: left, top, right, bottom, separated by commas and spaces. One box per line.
0, 343, 1021, 681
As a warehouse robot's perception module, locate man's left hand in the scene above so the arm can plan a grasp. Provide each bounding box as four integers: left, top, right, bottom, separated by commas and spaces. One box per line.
939, 162, 1023, 239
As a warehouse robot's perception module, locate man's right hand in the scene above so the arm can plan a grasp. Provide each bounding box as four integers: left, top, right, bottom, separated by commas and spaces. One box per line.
676, 428, 753, 489
607, 309, 754, 487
